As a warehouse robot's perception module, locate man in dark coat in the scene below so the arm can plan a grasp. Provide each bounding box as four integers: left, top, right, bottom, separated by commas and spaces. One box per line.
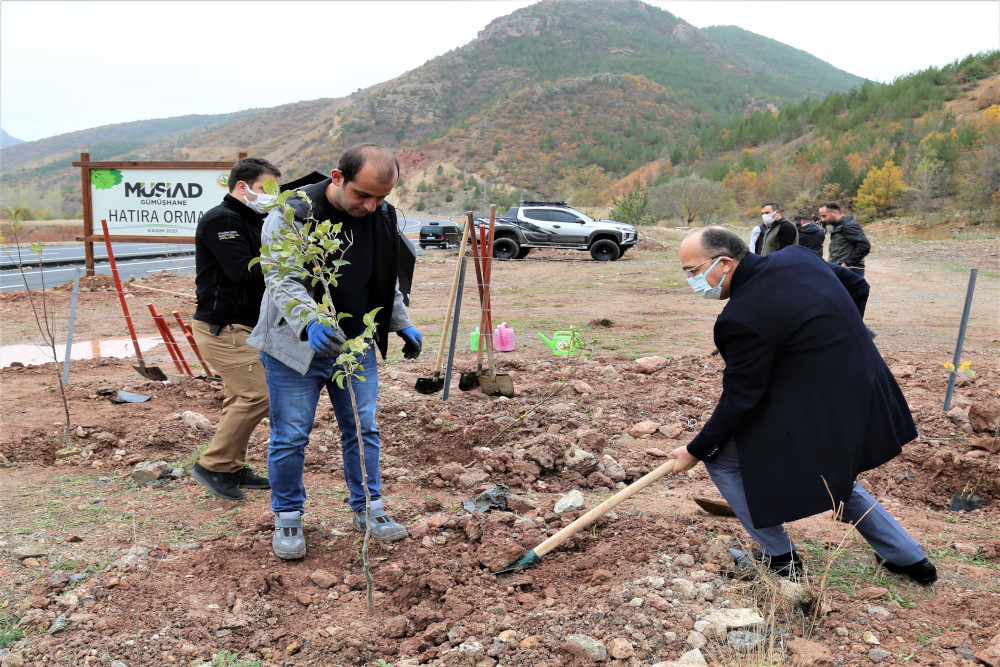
820, 201, 870, 276
795, 213, 825, 257
190, 157, 281, 501
669, 227, 935, 584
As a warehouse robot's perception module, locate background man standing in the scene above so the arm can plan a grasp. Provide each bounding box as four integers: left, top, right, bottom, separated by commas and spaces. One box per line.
249, 144, 423, 560
795, 213, 826, 257
190, 157, 281, 501
668, 227, 935, 584
819, 201, 871, 276
754, 202, 798, 256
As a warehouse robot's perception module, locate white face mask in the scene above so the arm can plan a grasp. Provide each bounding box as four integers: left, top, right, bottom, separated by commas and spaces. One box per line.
761, 213, 775, 225
686, 257, 725, 300
243, 184, 276, 214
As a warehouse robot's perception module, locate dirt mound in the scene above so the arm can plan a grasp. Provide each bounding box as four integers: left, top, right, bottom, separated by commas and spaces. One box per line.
2, 234, 999, 665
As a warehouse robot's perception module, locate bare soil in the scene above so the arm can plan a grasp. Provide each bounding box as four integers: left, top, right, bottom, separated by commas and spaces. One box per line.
1, 227, 999, 666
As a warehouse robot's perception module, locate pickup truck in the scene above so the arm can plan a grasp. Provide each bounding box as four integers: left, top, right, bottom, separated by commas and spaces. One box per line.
477, 202, 638, 261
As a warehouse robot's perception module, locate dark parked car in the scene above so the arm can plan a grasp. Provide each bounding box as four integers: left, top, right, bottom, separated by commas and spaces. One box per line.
419, 222, 463, 249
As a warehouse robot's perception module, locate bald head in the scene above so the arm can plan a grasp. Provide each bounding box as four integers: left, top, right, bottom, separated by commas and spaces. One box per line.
680, 226, 749, 261
678, 227, 747, 301
339, 143, 399, 185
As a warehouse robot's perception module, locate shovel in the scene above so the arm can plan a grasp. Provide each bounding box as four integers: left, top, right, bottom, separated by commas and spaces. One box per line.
443, 216, 474, 400
415, 220, 472, 394
477, 206, 514, 397
459, 213, 487, 391
495, 459, 678, 574
101, 219, 167, 381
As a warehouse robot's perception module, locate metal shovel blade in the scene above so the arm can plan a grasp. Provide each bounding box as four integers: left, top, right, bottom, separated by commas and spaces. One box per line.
133, 363, 167, 382
414, 373, 444, 395
458, 366, 481, 391
479, 370, 514, 397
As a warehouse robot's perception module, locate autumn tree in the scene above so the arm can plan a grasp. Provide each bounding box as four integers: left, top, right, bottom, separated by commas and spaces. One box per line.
559, 165, 614, 211
954, 130, 1000, 220
722, 168, 760, 215
904, 144, 948, 210
855, 160, 908, 217
649, 176, 733, 225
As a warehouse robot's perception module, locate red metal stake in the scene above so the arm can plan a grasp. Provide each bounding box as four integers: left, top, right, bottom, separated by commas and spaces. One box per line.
147, 304, 187, 374
100, 219, 166, 381
147, 304, 193, 376
172, 311, 213, 376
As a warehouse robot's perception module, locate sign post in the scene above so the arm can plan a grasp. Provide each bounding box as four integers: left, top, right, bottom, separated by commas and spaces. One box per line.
73, 153, 246, 276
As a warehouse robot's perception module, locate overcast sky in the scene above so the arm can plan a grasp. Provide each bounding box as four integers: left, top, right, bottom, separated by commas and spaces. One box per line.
1, 0, 997, 143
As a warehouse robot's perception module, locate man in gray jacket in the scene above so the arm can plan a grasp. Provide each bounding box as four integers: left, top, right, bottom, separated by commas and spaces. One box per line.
248, 144, 423, 559
819, 201, 871, 277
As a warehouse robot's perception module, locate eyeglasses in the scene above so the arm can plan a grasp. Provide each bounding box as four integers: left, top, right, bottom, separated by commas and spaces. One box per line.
683, 256, 723, 279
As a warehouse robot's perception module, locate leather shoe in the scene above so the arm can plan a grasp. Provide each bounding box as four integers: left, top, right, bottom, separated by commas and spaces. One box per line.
190, 463, 244, 501
234, 466, 270, 489
875, 555, 937, 585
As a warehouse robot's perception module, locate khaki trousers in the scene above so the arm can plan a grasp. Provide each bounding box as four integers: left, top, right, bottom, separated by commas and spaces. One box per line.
192, 320, 269, 473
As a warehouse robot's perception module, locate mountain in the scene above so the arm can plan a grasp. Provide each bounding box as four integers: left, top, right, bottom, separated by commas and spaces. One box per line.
0, 0, 865, 217
0, 129, 24, 149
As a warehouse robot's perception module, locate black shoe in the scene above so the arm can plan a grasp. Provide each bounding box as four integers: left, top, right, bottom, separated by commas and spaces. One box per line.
235, 466, 270, 489
875, 555, 937, 585
730, 548, 803, 577
190, 463, 244, 501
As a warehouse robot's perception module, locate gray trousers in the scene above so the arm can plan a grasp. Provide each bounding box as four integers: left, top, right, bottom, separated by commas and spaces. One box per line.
704, 438, 926, 566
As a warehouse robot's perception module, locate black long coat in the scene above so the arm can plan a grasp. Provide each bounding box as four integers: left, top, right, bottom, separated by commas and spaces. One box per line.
686, 246, 917, 528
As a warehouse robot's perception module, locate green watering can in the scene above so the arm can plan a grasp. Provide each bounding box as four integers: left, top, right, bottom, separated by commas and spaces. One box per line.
538, 331, 578, 356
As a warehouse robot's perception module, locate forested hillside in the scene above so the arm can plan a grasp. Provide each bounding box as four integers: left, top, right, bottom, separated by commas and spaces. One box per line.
0, 0, 862, 219
661, 51, 1000, 224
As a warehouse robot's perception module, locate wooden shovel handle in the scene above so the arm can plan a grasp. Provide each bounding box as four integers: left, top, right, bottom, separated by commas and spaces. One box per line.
533, 459, 678, 559
483, 205, 498, 373
467, 213, 486, 367
432, 220, 472, 375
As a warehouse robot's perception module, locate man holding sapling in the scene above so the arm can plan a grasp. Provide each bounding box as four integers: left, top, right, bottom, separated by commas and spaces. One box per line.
249, 144, 422, 560
668, 227, 936, 585
190, 157, 281, 501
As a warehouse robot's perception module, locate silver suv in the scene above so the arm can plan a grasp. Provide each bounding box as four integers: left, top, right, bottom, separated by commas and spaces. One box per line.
478, 202, 639, 261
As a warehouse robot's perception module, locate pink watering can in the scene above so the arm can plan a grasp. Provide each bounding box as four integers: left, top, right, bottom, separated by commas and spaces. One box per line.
494, 322, 515, 351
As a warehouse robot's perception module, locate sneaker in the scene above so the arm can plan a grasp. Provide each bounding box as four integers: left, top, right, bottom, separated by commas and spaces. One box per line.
272, 511, 306, 560
730, 548, 803, 577
352, 499, 408, 542
190, 463, 244, 501
234, 466, 270, 489
875, 555, 937, 585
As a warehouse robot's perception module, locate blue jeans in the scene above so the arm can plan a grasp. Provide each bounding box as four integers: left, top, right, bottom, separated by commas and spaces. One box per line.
260, 348, 381, 515
704, 438, 925, 565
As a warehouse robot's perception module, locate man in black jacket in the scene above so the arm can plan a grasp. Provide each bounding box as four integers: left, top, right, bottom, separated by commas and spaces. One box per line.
795, 213, 826, 257
190, 157, 281, 501
820, 201, 870, 276
668, 227, 935, 584
754, 202, 798, 256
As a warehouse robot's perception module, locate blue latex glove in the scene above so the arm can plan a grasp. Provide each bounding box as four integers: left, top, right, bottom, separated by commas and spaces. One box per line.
306, 319, 346, 357
397, 326, 422, 359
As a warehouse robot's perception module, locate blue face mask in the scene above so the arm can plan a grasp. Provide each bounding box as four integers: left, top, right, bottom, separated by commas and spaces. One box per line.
686, 257, 725, 300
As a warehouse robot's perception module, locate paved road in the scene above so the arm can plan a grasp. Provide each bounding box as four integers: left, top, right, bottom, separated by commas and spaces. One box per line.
0, 242, 195, 269
0, 215, 449, 292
